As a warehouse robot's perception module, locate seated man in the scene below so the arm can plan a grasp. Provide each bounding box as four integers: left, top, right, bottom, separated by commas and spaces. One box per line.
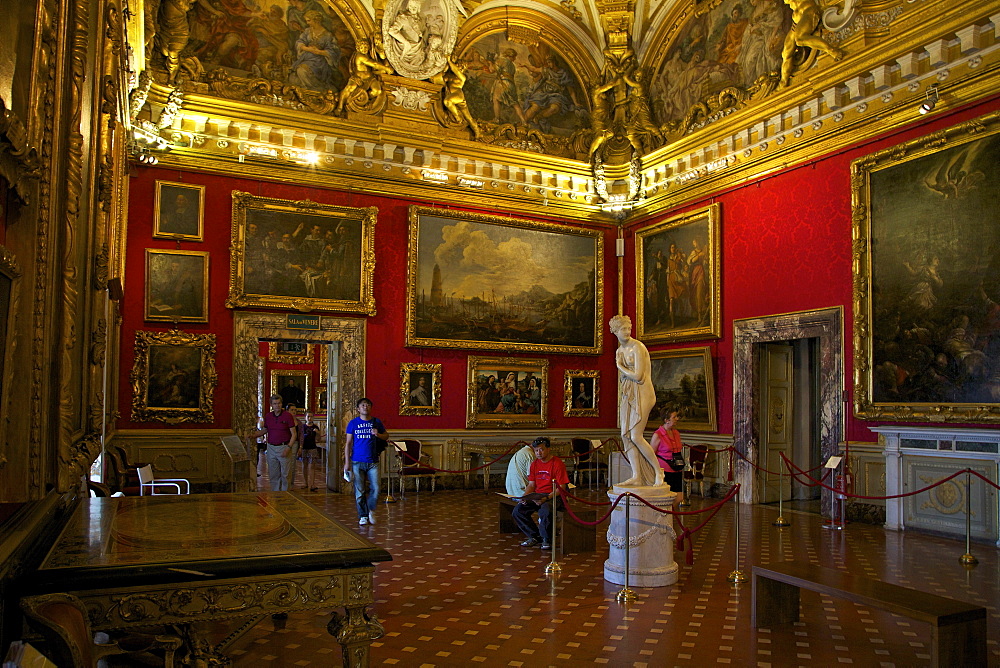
505, 442, 535, 498
512, 437, 569, 550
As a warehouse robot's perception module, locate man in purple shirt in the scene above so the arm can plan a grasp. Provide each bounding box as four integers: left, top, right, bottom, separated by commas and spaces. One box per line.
253, 394, 298, 491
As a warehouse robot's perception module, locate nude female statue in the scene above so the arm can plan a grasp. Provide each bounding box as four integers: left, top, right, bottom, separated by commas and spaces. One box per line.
611, 315, 665, 488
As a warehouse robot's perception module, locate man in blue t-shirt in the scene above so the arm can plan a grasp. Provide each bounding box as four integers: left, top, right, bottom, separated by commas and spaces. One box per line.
344, 397, 388, 526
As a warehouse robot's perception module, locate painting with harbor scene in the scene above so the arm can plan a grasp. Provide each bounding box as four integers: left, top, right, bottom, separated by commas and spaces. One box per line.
405, 207, 604, 354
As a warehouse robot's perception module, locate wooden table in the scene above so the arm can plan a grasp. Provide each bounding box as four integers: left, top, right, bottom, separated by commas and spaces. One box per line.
752, 562, 986, 668
24, 493, 391, 667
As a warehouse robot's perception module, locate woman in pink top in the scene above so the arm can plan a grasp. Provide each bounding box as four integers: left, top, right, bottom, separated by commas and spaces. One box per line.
651, 406, 685, 505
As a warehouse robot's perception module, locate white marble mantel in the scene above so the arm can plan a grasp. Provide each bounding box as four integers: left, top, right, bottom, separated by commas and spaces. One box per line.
872, 426, 999, 546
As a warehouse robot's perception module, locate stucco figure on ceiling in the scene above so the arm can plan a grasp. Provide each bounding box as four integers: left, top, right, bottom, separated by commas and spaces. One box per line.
382, 0, 462, 80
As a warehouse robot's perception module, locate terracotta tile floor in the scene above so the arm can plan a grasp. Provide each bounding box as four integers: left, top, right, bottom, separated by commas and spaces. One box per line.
234, 476, 999, 667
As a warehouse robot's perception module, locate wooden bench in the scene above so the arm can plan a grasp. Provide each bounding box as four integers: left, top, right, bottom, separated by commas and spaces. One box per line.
497, 494, 596, 555
752, 562, 986, 668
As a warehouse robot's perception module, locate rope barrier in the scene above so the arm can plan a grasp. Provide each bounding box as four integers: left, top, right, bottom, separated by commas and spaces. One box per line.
729, 446, 829, 477
392, 440, 526, 474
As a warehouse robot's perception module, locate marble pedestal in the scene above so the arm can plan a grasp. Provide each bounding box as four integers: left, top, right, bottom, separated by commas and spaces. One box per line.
604, 485, 679, 587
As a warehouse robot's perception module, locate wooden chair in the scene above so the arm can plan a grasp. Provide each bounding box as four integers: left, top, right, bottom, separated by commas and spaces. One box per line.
684, 445, 709, 496
571, 438, 607, 489
396, 439, 436, 495
136, 465, 190, 495
20, 592, 182, 667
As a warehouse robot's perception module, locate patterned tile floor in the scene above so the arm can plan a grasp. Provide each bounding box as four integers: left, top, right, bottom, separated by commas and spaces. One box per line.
234, 472, 999, 667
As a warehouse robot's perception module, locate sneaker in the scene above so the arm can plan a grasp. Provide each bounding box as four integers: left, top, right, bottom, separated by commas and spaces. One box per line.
359, 517, 368, 526
368, 512, 377, 525
520, 537, 540, 547
540, 543, 552, 550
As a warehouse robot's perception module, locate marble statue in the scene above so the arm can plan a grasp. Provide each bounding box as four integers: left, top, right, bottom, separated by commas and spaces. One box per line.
610, 314, 665, 488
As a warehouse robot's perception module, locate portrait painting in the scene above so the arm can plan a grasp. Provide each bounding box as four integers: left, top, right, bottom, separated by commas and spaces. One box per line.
131, 330, 217, 424
406, 206, 603, 354
853, 111, 1000, 423
649, 0, 791, 125
564, 369, 599, 418
145, 249, 209, 323
467, 356, 549, 429
154, 181, 205, 240
228, 192, 376, 314
271, 369, 311, 412
399, 362, 442, 416
635, 204, 721, 343
647, 347, 717, 432
458, 34, 589, 143
315, 386, 328, 413
179, 0, 354, 95
269, 340, 313, 364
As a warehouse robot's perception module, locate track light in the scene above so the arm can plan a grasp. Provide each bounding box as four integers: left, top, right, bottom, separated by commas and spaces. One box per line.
919, 85, 939, 115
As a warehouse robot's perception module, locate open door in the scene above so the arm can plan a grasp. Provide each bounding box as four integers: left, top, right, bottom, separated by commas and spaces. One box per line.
760, 342, 793, 504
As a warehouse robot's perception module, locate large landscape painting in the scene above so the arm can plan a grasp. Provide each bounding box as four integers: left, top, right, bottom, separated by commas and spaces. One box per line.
650, 0, 791, 125
853, 112, 1000, 422
406, 207, 603, 354
459, 34, 589, 137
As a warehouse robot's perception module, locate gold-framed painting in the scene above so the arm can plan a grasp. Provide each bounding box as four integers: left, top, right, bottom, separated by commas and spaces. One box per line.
268, 341, 313, 364
315, 386, 328, 413
270, 369, 311, 412
145, 249, 209, 323
399, 362, 442, 416
154, 181, 205, 241
852, 110, 1000, 423
406, 206, 604, 354
563, 369, 599, 417
130, 329, 217, 424
467, 356, 549, 429
646, 346, 717, 432
635, 203, 721, 343
227, 191, 376, 314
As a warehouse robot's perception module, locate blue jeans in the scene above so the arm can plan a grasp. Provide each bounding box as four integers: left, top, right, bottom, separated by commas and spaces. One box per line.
351, 461, 379, 518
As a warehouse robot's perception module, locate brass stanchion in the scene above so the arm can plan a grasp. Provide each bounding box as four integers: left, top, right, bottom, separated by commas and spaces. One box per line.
959, 470, 978, 566
773, 469, 790, 527
616, 493, 637, 603
383, 446, 397, 504
679, 446, 691, 508
727, 487, 747, 583
545, 495, 562, 575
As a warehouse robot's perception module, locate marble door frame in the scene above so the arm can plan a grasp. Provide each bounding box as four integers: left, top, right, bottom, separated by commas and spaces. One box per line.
732, 307, 843, 512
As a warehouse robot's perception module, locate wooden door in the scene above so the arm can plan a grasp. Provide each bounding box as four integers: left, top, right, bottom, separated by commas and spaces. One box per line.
760, 343, 793, 503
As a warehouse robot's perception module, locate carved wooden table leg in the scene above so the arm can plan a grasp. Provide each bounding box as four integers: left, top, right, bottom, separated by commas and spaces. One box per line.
328, 605, 384, 668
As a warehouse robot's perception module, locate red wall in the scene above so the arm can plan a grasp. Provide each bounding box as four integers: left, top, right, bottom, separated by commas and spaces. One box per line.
625, 94, 1000, 442
120, 93, 1000, 437
119, 170, 620, 430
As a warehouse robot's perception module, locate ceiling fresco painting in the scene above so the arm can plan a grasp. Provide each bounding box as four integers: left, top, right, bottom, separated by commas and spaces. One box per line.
459, 34, 590, 140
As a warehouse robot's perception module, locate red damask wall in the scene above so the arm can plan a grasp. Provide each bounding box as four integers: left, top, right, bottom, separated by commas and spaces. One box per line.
119, 93, 1000, 438
118, 171, 620, 431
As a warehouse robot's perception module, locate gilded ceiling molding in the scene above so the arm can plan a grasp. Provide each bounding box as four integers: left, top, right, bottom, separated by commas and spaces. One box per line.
0, 245, 23, 472
472, 0, 603, 59
0, 98, 40, 205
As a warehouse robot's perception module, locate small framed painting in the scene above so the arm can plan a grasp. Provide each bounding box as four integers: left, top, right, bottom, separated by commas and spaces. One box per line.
145, 249, 209, 323
270, 369, 311, 412
647, 346, 717, 432
563, 369, 599, 417
399, 362, 441, 416
154, 181, 205, 241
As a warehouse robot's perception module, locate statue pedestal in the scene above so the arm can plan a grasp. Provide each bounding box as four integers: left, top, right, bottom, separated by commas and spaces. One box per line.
604, 485, 679, 587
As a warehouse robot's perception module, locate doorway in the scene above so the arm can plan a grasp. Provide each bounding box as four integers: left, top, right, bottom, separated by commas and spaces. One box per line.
758, 339, 821, 510
232, 312, 367, 493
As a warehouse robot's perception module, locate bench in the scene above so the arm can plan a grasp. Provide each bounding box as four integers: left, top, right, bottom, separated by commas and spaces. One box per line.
497, 494, 596, 555
752, 562, 986, 668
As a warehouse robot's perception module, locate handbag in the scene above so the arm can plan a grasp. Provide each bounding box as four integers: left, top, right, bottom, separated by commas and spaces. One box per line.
669, 451, 686, 470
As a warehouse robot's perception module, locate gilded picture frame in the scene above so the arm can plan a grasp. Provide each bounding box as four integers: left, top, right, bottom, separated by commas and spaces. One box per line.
406, 206, 604, 354
563, 369, 599, 417
130, 330, 217, 424
635, 203, 721, 343
154, 181, 205, 241
228, 191, 376, 314
144, 249, 209, 323
270, 369, 311, 412
467, 356, 549, 429
268, 341, 313, 364
399, 362, 442, 416
315, 386, 328, 413
852, 110, 1000, 423
646, 346, 717, 432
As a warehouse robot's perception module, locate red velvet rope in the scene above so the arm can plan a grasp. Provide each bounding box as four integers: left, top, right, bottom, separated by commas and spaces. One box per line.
730, 446, 828, 477
392, 440, 527, 474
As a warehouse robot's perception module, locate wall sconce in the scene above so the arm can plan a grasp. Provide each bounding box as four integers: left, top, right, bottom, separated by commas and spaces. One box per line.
919, 85, 939, 115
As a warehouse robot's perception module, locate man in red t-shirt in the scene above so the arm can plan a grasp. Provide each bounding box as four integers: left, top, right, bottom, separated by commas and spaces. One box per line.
512, 436, 570, 550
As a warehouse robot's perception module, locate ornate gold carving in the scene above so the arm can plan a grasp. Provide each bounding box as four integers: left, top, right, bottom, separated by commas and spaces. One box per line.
769, 396, 786, 433
338, 38, 394, 116
0, 98, 41, 204
918, 476, 968, 515
90, 317, 107, 367
780, 0, 847, 87
431, 58, 480, 139
130, 329, 218, 424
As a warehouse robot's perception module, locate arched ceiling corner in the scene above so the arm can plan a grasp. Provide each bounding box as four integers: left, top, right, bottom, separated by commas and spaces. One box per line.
634, 0, 694, 74
324, 0, 378, 42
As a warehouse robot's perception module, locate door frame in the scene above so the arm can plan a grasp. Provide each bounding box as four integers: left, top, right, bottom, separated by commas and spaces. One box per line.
732, 307, 843, 514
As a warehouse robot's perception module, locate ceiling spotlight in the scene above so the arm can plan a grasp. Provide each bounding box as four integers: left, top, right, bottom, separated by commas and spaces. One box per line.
919, 85, 939, 115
